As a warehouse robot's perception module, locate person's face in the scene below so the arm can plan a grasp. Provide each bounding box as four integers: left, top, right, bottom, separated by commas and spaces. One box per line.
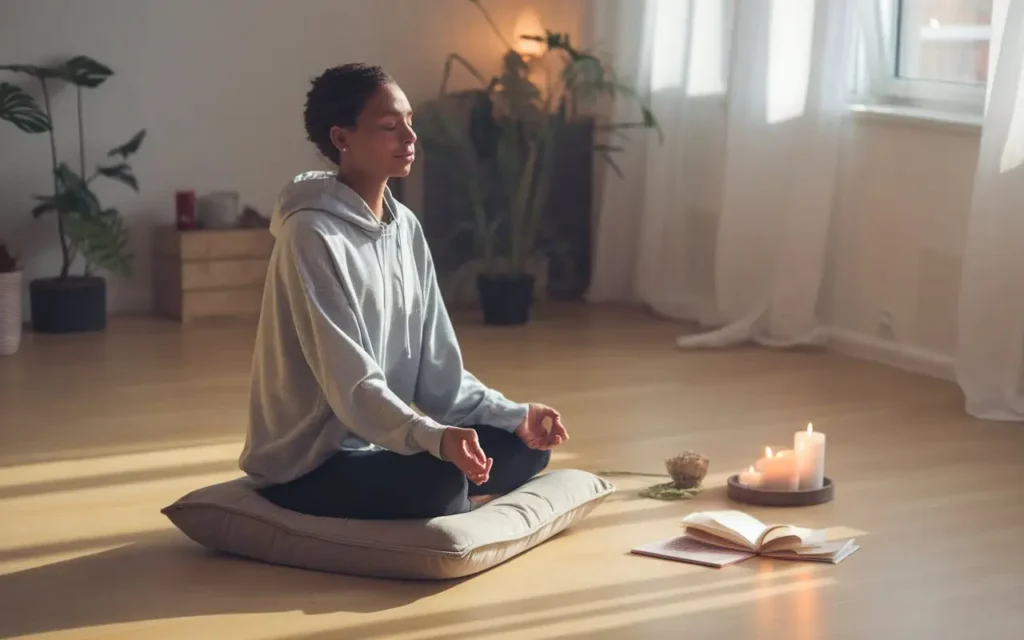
330, 83, 417, 179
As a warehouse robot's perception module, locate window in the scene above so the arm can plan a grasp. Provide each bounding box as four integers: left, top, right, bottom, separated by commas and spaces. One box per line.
855, 0, 993, 113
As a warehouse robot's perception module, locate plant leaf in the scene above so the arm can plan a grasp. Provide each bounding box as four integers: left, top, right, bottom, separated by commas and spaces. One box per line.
439, 53, 489, 95
0, 64, 61, 79
596, 146, 625, 179
0, 82, 51, 133
57, 55, 113, 88
31, 195, 59, 218
64, 207, 132, 277
97, 162, 139, 191
106, 129, 146, 159
53, 163, 102, 217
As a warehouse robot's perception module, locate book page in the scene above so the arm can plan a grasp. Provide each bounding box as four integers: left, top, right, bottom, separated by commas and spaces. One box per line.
759, 525, 828, 552
762, 539, 860, 564
681, 511, 767, 550
632, 535, 755, 568
683, 527, 755, 552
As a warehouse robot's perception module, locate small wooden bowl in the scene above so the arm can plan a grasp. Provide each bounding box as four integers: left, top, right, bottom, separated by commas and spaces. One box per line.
726, 475, 834, 507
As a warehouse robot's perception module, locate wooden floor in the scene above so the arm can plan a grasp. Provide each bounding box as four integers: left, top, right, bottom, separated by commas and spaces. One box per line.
1, 303, 1022, 639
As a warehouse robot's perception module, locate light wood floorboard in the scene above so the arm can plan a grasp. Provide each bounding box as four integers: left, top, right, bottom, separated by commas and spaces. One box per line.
1, 303, 1022, 639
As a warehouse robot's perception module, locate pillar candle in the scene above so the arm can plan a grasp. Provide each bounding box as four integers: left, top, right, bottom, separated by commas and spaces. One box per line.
794, 423, 826, 490
754, 447, 798, 490
738, 465, 763, 488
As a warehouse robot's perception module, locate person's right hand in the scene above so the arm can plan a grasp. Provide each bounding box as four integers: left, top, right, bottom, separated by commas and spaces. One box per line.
440, 427, 492, 486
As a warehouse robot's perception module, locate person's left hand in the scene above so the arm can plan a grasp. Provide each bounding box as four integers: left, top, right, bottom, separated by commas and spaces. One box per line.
514, 403, 569, 450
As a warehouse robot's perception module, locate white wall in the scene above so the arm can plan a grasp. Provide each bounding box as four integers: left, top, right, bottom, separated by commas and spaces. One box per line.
0, 0, 583, 316
824, 115, 981, 378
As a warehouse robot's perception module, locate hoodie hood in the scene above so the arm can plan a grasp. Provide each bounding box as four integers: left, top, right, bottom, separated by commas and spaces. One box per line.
270, 170, 399, 239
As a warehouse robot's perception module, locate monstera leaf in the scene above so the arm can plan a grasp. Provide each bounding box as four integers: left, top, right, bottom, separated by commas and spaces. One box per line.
0, 82, 50, 133
0, 63, 61, 79
57, 55, 113, 88
106, 129, 146, 159
64, 207, 131, 277
53, 164, 102, 215
97, 162, 139, 191
43, 163, 133, 275
1, 56, 112, 88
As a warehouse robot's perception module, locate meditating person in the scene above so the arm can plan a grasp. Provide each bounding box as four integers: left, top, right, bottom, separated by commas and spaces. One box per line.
239, 63, 568, 520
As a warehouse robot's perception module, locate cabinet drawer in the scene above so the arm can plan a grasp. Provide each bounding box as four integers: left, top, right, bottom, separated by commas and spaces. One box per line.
155, 226, 274, 261
181, 259, 269, 291
181, 288, 265, 321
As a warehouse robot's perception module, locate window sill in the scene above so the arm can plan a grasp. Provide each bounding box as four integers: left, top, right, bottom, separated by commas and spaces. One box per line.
848, 103, 983, 135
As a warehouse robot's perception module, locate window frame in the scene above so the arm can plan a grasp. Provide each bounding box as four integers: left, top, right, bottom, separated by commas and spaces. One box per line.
855, 0, 990, 114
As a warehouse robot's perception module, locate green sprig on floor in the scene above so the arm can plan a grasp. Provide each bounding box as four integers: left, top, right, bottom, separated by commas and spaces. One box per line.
637, 482, 702, 501
594, 470, 703, 501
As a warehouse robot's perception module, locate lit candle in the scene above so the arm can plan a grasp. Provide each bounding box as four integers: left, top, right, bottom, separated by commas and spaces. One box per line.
794, 422, 826, 490
754, 447, 798, 490
738, 465, 763, 488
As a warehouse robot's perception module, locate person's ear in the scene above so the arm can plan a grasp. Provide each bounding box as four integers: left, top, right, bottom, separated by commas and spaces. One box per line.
329, 125, 349, 157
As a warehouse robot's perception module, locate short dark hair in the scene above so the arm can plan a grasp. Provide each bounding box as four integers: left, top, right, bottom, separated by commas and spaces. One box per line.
303, 63, 393, 164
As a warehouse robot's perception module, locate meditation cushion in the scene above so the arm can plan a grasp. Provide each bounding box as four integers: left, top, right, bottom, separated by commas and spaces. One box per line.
161, 468, 614, 580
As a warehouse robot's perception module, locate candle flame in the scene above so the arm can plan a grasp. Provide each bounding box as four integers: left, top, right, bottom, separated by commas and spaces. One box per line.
807, 422, 814, 433
765, 446, 772, 457
748, 465, 756, 472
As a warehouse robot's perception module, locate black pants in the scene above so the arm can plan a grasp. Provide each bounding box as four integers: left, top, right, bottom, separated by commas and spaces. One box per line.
258, 425, 551, 520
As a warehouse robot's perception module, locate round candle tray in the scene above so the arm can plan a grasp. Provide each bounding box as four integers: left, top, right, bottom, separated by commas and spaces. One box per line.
726, 476, 834, 507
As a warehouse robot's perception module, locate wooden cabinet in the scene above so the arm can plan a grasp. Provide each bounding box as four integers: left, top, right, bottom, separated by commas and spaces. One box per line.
153, 226, 274, 322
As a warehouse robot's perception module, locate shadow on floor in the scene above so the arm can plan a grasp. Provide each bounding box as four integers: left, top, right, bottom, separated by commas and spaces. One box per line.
0, 529, 458, 639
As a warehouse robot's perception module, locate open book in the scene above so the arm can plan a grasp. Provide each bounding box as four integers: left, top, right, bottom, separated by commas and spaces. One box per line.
631, 510, 859, 568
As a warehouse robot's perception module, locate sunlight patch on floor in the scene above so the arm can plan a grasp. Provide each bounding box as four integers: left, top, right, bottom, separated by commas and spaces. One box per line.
314, 568, 836, 640
547, 450, 580, 464
0, 471, 237, 552
0, 442, 243, 489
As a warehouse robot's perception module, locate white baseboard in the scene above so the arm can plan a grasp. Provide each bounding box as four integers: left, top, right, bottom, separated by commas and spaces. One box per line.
825, 327, 956, 381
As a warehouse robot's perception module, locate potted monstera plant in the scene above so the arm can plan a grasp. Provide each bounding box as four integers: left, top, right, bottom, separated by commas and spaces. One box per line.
0, 55, 144, 333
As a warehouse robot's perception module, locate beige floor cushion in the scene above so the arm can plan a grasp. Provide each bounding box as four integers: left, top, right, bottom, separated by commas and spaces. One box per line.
162, 468, 615, 580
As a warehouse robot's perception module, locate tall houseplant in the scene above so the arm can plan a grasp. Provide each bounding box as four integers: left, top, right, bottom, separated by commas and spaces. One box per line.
0, 243, 22, 355
418, 0, 661, 325
0, 55, 144, 333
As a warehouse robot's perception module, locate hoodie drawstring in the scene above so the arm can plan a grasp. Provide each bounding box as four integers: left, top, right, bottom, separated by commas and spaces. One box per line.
380, 197, 412, 358
394, 217, 412, 357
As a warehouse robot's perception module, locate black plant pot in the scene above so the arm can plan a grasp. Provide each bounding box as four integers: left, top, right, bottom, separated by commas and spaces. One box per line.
30, 276, 107, 333
477, 273, 535, 326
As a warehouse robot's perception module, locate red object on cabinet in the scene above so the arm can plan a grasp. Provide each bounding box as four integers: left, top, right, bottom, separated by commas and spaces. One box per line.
175, 190, 197, 230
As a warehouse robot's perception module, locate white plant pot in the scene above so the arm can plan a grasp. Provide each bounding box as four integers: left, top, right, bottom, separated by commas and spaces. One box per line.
0, 270, 23, 356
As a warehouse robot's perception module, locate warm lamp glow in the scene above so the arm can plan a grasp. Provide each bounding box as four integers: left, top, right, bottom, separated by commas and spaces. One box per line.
514, 9, 546, 58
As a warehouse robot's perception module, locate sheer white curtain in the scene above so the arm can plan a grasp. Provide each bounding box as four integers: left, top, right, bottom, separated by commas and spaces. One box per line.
955, 0, 1024, 420
587, 0, 857, 348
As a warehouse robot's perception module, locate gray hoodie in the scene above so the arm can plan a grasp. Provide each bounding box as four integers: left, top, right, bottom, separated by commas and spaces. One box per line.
239, 170, 528, 486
